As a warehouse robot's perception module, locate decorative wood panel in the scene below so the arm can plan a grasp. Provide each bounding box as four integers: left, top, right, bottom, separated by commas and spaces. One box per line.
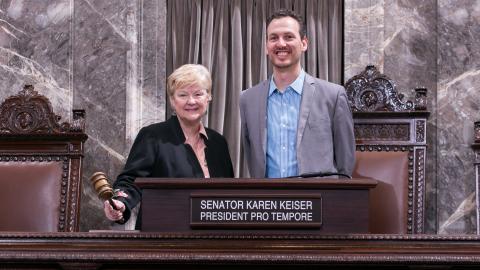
2, 233, 480, 268
346, 66, 429, 234
0, 85, 87, 232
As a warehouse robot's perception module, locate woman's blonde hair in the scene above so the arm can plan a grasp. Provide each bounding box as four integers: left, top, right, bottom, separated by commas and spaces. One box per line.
167, 64, 212, 96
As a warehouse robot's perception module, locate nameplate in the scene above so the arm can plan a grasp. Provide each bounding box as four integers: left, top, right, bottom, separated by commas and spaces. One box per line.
190, 194, 322, 229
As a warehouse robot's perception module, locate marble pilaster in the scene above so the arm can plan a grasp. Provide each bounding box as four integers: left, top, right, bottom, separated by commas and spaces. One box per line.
383, 0, 438, 234
436, 0, 480, 234
74, 0, 166, 231
73, 0, 131, 230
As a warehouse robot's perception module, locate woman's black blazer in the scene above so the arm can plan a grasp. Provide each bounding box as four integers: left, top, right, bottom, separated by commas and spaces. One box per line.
113, 115, 234, 223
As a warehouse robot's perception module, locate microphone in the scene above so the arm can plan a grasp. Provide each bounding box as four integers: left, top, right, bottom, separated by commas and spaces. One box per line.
287, 171, 352, 179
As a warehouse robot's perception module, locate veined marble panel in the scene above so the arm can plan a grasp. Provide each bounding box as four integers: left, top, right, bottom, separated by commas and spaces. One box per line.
0, 0, 73, 121
73, 0, 130, 231
344, 0, 384, 80
437, 0, 480, 234
384, 1, 436, 98
73, 0, 166, 231
383, 0, 438, 234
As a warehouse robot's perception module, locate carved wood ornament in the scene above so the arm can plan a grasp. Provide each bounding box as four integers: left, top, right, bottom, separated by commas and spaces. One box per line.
0, 85, 85, 135
345, 65, 427, 112
346, 66, 429, 234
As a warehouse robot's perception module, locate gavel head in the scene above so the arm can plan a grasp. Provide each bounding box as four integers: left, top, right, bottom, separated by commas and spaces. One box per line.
90, 172, 114, 201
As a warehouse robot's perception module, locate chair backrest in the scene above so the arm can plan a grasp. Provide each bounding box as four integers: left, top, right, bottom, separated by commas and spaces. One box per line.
345, 65, 429, 234
473, 121, 480, 234
0, 85, 87, 232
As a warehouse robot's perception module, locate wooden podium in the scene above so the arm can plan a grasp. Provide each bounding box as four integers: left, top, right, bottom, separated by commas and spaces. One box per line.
136, 178, 377, 234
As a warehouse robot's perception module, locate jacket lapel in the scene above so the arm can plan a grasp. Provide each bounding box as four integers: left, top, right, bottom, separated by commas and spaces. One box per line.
297, 74, 315, 150
258, 79, 269, 158
169, 115, 186, 144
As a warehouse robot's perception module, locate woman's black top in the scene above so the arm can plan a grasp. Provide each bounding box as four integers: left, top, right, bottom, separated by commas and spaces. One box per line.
113, 115, 234, 225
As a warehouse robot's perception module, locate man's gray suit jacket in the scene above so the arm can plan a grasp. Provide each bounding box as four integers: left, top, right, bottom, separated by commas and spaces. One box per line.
240, 73, 355, 178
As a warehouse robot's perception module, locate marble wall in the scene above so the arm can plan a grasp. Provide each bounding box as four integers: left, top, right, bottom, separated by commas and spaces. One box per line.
0, 0, 166, 231
73, 0, 166, 231
436, 0, 480, 234
1, 0, 478, 233
345, 0, 480, 234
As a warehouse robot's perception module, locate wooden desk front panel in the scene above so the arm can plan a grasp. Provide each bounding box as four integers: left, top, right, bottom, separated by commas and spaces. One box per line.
141, 188, 369, 234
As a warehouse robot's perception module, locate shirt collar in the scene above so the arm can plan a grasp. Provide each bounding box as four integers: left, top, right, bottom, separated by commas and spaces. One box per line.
183, 122, 209, 143
269, 69, 305, 96
198, 123, 208, 139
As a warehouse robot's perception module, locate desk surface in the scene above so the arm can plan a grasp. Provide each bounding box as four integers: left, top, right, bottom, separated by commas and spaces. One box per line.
1, 232, 480, 269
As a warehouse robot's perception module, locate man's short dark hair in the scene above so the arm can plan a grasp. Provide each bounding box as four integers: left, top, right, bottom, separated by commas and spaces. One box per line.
266, 9, 307, 39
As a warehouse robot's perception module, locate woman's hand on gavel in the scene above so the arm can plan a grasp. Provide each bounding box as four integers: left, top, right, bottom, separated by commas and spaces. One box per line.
104, 199, 126, 221
103, 191, 128, 221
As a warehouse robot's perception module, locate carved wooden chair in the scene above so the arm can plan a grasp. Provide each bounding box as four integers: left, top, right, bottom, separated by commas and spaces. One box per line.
345, 65, 429, 234
473, 121, 480, 234
0, 85, 87, 232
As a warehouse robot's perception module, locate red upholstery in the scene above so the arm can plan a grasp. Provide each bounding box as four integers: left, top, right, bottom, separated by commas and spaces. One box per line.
353, 151, 409, 234
0, 162, 63, 232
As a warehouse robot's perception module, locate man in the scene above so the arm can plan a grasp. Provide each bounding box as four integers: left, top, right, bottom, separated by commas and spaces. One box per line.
240, 9, 355, 178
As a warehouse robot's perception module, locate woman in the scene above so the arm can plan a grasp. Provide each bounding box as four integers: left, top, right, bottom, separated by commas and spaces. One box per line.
104, 64, 234, 226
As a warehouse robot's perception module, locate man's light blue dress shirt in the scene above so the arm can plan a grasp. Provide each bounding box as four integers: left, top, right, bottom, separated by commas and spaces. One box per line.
266, 70, 305, 178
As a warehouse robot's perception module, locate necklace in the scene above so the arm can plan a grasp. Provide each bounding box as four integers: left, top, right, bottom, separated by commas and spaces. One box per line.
187, 134, 207, 166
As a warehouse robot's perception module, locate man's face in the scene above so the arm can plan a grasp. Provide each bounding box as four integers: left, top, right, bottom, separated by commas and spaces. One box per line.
266, 16, 307, 71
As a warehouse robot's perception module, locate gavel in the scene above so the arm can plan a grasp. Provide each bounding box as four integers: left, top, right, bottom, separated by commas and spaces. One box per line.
90, 172, 119, 210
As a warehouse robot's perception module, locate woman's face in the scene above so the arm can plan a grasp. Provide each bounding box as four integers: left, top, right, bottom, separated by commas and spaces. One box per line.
170, 84, 211, 126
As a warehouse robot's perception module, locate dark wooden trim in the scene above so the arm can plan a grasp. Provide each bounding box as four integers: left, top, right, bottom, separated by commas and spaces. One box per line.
2, 233, 480, 268
136, 178, 378, 189
473, 143, 480, 150
354, 111, 431, 118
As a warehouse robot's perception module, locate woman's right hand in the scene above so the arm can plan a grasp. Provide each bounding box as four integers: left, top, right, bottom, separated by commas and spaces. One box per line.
103, 199, 126, 221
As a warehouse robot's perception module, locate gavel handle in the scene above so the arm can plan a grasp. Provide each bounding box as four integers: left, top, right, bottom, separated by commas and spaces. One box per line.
108, 198, 119, 210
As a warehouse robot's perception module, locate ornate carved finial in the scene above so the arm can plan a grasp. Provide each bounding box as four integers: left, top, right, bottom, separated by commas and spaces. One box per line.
414, 87, 428, 111
475, 121, 480, 143
345, 65, 418, 112
18, 84, 38, 97
365, 64, 376, 75
71, 110, 86, 132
